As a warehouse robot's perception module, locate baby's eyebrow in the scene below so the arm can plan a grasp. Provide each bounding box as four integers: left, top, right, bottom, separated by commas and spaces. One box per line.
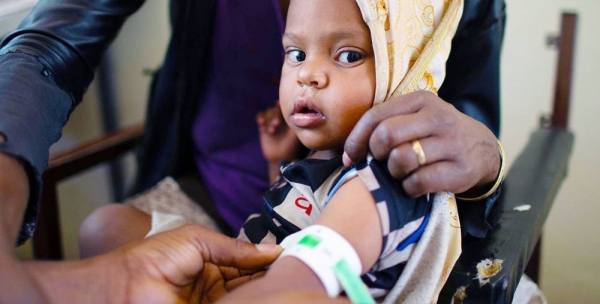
282, 32, 295, 41
329, 30, 365, 40
283, 30, 367, 42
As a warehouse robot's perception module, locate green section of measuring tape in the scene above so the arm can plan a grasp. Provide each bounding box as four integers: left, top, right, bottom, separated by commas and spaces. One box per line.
298, 234, 322, 248
295, 233, 374, 303
333, 259, 375, 304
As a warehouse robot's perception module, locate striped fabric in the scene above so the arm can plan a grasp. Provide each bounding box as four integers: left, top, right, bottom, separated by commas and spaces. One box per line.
238, 156, 431, 294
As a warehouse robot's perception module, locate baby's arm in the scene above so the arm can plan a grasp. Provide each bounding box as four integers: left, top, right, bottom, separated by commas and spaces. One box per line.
219, 177, 381, 303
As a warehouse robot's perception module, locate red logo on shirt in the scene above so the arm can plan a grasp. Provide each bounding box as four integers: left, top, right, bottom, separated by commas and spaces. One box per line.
295, 197, 313, 216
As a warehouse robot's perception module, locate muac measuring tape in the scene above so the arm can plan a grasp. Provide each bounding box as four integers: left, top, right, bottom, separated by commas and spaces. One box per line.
279, 225, 375, 304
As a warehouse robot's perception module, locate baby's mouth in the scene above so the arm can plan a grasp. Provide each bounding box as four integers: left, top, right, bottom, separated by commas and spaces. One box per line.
296, 106, 319, 114
291, 99, 325, 128
292, 98, 322, 115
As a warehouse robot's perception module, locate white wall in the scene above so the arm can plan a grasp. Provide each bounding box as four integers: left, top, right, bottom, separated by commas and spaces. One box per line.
0, 0, 37, 37
502, 1, 600, 302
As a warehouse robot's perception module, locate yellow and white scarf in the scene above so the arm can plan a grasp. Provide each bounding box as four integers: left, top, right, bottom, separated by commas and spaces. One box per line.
356, 0, 463, 104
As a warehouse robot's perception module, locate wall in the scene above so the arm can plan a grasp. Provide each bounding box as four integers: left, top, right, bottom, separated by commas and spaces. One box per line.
501, 1, 600, 302
0, 0, 37, 37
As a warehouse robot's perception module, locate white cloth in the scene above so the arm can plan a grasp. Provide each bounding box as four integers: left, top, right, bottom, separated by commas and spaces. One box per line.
146, 211, 187, 237
126, 177, 221, 236
513, 275, 548, 304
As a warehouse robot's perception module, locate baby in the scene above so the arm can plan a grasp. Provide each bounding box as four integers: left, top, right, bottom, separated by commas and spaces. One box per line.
232, 0, 465, 302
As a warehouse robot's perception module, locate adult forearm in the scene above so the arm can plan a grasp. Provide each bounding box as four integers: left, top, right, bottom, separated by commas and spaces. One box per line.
0, 249, 46, 304
0, 151, 44, 303
24, 225, 283, 304
1, 131, 123, 304
0, 151, 29, 244
24, 256, 128, 304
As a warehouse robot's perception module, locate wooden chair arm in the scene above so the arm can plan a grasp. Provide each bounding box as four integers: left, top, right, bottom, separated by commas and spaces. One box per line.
439, 11, 577, 303
44, 122, 145, 180
34, 122, 145, 260
439, 128, 574, 303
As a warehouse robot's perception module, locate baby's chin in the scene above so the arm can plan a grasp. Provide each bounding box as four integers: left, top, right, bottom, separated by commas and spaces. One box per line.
300, 141, 344, 160
298, 132, 346, 154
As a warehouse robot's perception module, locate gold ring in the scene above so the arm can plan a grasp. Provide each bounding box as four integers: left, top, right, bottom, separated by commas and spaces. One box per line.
411, 140, 427, 166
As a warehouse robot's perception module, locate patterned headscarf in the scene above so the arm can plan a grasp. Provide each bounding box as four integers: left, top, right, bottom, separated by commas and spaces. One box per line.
355, 0, 464, 105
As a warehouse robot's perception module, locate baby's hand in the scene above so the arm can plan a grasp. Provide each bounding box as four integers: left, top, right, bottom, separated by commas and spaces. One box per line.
257, 101, 303, 163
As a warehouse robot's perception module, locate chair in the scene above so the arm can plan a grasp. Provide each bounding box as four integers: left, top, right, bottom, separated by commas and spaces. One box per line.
33, 123, 144, 259
438, 12, 576, 303
31, 11, 577, 304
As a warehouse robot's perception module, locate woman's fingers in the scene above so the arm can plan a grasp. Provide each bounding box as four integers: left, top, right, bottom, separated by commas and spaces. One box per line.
343, 89, 500, 195
402, 161, 475, 197
386, 136, 454, 181
343, 91, 431, 166
181, 226, 282, 270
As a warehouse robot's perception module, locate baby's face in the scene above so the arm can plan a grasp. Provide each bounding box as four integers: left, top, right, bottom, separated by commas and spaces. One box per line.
279, 0, 375, 154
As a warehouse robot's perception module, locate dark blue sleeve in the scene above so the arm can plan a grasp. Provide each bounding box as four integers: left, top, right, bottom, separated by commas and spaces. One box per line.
0, 52, 74, 244
438, 0, 506, 238
0, 0, 145, 244
456, 186, 501, 238
439, 0, 506, 137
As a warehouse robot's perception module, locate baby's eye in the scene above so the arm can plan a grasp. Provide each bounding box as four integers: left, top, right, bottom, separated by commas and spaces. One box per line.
338, 51, 363, 63
287, 50, 306, 63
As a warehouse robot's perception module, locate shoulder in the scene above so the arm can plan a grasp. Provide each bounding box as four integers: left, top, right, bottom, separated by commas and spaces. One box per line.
329, 156, 425, 208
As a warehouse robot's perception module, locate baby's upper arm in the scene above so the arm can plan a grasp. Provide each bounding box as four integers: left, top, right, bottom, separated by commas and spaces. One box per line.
316, 176, 382, 273
319, 159, 433, 277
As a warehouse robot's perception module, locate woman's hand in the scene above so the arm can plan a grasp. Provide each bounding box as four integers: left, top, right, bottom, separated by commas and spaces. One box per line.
23, 225, 282, 304
343, 90, 500, 198
121, 225, 282, 303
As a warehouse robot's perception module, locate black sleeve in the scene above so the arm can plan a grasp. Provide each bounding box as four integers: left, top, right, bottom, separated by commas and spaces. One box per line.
439, 0, 506, 137
438, 0, 506, 238
0, 0, 145, 244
